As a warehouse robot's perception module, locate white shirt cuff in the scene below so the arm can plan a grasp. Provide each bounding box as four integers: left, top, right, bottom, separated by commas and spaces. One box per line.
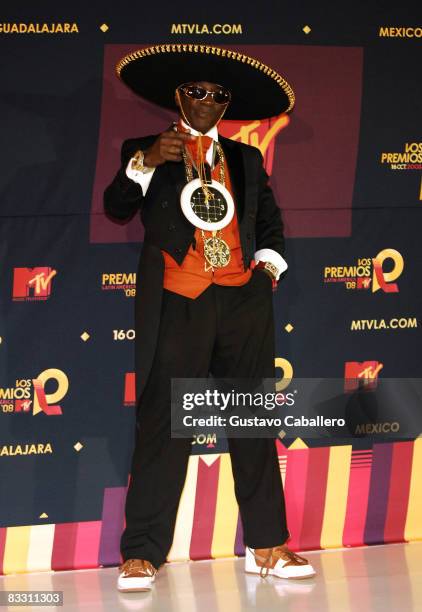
126, 158, 156, 196
254, 248, 288, 280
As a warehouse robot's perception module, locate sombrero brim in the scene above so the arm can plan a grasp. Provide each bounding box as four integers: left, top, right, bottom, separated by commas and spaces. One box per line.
116, 44, 295, 120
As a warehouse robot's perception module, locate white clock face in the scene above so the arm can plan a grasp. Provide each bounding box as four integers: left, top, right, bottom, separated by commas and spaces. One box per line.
180, 178, 235, 231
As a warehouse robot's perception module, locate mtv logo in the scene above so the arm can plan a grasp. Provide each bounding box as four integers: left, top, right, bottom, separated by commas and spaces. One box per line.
344, 361, 383, 392
13, 267, 57, 300
14, 399, 32, 413
357, 277, 371, 289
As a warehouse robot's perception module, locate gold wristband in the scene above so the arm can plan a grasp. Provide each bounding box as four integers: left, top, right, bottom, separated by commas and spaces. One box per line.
263, 261, 278, 280
255, 260, 278, 281
131, 150, 154, 173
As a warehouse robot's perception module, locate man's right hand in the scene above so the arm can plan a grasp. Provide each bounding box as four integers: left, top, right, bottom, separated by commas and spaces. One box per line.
143, 129, 197, 167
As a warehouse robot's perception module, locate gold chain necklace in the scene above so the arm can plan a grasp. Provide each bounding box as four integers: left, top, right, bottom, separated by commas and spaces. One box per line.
182, 138, 231, 271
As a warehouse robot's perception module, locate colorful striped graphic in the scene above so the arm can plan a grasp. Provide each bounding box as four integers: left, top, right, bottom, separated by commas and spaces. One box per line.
384, 441, 413, 543
343, 450, 372, 546
27, 525, 55, 572
405, 438, 422, 542
234, 514, 245, 557
168, 455, 199, 561
300, 446, 330, 550
320, 445, 352, 549
211, 453, 239, 559
364, 443, 394, 544
0, 528, 7, 575
284, 447, 309, 550
189, 456, 220, 560
99, 485, 126, 567
52, 522, 79, 571
1, 440, 422, 574
3, 526, 32, 575
73, 522, 102, 569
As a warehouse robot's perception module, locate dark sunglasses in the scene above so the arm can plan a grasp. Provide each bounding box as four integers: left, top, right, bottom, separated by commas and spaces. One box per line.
178, 83, 231, 105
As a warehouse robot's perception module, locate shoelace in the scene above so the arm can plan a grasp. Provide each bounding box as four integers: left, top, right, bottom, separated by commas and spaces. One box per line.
249, 546, 308, 578
274, 546, 308, 564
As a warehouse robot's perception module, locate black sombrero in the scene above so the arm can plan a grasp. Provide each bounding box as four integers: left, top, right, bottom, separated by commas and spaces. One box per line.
116, 44, 295, 120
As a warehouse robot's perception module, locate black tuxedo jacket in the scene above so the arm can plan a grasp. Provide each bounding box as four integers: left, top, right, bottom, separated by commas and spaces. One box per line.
104, 133, 286, 401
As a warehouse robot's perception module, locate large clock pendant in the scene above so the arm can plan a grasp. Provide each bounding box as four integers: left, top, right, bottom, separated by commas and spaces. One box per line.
180, 178, 234, 231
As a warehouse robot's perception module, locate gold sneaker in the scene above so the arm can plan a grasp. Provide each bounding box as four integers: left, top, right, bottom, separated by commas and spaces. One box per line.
245, 544, 316, 579
117, 559, 158, 592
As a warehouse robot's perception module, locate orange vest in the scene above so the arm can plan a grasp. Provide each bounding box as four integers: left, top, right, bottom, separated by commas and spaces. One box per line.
162, 133, 251, 299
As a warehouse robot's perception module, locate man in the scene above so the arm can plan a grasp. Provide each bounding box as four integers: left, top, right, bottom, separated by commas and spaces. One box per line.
104, 44, 316, 592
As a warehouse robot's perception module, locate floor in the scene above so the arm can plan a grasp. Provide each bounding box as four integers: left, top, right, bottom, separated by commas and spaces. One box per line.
0, 542, 421, 611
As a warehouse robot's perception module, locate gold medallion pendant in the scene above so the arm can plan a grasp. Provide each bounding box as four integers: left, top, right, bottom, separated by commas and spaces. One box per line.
203, 232, 231, 269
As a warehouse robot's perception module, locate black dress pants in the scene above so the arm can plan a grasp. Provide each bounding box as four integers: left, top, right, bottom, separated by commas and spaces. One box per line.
120, 269, 290, 568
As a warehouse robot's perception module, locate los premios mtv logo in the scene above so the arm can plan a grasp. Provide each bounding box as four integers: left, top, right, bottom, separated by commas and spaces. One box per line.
0, 369, 69, 415
323, 248, 403, 292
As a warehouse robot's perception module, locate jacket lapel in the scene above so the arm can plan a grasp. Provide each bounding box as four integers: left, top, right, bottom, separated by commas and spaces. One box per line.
219, 135, 245, 222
